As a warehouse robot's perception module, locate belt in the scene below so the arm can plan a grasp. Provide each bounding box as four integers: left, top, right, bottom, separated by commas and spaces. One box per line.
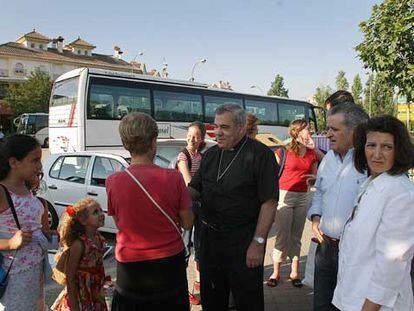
323, 235, 340, 247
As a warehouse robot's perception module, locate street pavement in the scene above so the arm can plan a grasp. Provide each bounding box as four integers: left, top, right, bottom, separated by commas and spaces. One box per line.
46, 220, 315, 310
42, 147, 315, 310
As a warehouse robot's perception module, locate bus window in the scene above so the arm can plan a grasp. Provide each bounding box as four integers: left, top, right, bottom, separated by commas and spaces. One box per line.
88, 84, 150, 120
51, 77, 79, 107
245, 100, 278, 125
154, 91, 202, 122
278, 103, 306, 126
204, 96, 242, 123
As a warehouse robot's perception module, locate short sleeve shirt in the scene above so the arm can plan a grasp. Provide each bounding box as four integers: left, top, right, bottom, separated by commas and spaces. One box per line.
177, 148, 202, 177
189, 136, 279, 229
277, 148, 317, 192
106, 164, 191, 262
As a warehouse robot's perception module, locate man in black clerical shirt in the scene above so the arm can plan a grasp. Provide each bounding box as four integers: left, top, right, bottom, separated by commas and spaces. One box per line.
189, 103, 279, 311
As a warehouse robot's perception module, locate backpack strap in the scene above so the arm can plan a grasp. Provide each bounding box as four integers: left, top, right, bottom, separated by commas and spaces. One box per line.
275, 146, 287, 177
0, 184, 21, 230
181, 148, 192, 171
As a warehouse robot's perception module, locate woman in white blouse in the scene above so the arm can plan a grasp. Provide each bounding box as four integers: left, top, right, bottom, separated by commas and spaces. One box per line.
333, 115, 414, 311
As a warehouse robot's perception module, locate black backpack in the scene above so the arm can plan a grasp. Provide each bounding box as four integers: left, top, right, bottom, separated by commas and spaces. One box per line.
169, 148, 192, 171
274, 145, 287, 177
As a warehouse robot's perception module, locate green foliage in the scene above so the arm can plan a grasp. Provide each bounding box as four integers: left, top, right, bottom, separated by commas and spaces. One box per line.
267, 74, 289, 98
351, 74, 364, 106
363, 73, 395, 117
314, 85, 333, 109
335, 70, 349, 91
5, 70, 52, 117
313, 85, 333, 131
356, 0, 414, 101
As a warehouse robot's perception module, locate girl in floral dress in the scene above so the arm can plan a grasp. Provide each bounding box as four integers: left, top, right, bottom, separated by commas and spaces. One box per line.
52, 198, 107, 311
0, 134, 49, 310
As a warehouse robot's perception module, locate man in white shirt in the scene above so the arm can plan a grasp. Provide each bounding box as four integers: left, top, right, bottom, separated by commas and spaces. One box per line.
307, 102, 368, 311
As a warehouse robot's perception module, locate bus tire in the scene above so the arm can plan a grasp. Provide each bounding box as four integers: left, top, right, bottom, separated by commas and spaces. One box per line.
46, 201, 59, 230
43, 138, 49, 148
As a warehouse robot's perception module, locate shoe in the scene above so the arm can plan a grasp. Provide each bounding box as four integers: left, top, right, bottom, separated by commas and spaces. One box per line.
194, 281, 200, 291
290, 278, 303, 288
266, 278, 279, 287
189, 293, 201, 305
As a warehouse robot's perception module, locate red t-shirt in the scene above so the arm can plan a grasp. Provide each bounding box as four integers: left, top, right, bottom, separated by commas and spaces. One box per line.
106, 163, 191, 262
276, 148, 317, 192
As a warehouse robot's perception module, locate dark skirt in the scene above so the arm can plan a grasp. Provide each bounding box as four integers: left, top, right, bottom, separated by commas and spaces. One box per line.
111, 250, 189, 311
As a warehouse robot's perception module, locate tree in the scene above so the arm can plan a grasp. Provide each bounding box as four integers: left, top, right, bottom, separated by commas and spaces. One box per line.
335, 70, 349, 91
314, 85, 333, 108
363, 73, 395, 117
267, 74, 289, 98
5, 70, 53, 117
351, 74, 363, 106
356, 0, 414, 102
313, 85, 333, 131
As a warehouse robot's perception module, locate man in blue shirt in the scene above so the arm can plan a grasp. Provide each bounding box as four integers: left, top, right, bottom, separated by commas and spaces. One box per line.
307, 102, 368, 310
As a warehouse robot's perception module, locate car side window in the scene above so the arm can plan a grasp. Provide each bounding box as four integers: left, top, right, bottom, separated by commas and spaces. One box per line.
50, 157, 64, 178
91, 157, 125, 187
50, 156, 91, 184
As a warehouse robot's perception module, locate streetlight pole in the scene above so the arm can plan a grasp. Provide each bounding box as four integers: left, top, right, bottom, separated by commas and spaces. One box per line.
131, 51, 144, 74
250, 85, 264, 94
190, 59, 207, 82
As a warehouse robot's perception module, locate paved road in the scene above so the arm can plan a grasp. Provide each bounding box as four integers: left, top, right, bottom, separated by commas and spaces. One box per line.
46, 222, 315, 310
42, 147, 315, 310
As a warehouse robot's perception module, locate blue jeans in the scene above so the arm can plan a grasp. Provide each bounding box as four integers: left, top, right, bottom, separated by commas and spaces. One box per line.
313, 240, 340, 311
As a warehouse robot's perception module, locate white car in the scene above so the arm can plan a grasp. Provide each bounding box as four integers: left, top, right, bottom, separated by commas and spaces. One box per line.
39, 139, 215, 232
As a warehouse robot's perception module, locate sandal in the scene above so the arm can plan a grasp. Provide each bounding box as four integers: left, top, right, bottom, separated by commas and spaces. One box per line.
290, 278, 303, 288
266, 278, 279, 287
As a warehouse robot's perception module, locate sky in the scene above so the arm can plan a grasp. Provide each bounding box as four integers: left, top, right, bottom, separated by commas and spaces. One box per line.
1, 0, 381, 100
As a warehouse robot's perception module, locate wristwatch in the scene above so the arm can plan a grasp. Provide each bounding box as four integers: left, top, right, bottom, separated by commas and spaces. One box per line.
253, 236, 265, 245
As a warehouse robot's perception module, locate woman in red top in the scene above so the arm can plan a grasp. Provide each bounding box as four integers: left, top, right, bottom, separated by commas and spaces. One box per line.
106, 112, 194, 311
267, 119, 318, 288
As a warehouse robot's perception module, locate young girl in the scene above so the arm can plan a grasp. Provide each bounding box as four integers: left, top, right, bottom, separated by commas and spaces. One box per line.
0, 134, 48, 310
52, 198, 106, 311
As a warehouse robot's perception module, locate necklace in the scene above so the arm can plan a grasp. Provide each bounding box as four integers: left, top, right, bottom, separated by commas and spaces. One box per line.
217, 137, 248, 182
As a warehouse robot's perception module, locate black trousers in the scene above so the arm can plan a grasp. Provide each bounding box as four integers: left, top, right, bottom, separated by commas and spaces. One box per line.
199, 223, 264, 311
313, 240, 340, 311
111, 251, 189, 311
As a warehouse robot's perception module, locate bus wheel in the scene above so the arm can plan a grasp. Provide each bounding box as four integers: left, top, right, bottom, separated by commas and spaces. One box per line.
46, 201, 59, 230
43, 138, 49, 148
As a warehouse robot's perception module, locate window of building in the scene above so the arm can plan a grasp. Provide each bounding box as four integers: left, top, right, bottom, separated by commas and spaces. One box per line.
14, 63, 25, 75
39, 44, 43, 49
30, 43, 35, 48
84, 51, 88, 55
154, 91, 203, 122
77, 50, 81, 55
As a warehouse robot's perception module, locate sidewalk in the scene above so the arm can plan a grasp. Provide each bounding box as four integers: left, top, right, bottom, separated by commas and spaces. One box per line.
187, 220, 314, 311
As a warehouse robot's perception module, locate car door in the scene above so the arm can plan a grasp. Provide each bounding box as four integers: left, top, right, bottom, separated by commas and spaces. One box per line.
86, 155, 127, 231
46, 155, 91, 217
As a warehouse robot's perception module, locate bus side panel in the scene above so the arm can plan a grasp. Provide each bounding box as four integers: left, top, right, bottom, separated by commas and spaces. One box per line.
49, 105, 79, 154
85, 119, 123, 149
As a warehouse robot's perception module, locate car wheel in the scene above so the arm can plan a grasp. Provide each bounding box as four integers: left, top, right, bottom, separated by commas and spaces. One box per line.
46, 201, 59, 230
43, 138, 49, 148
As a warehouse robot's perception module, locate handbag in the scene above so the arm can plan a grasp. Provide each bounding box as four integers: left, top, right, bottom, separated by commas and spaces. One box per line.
0, 184, 21, 299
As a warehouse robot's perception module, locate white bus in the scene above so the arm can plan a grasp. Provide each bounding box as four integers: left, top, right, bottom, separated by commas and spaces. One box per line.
49, 68, 320, 154
15, 113, 49, 147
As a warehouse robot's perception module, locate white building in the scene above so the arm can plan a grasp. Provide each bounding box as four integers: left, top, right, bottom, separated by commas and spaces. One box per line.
0, 29, 156, 131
